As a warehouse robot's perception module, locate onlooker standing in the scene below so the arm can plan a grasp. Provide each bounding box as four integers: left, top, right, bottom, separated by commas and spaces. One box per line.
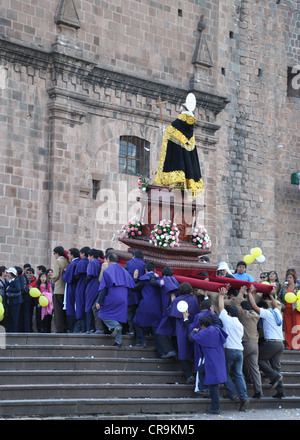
52, 246, 69, 333
248, 286, 286, 398
233, 261, 254, 282
85, 249, 102, 333
5, 267, 23, 332
278, 270, 300, 350
218, 287, 249, 411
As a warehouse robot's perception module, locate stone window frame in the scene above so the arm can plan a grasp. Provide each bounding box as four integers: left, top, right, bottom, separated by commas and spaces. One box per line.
119, 135, 150, 178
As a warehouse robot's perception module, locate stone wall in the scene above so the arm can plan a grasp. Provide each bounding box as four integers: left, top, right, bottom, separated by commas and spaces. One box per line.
0, 0, 299, 282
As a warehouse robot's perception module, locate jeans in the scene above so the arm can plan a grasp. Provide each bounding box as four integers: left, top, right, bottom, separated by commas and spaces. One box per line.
224, 349, 248, 400
102, 319, 122, 344
208, 384, 220, 411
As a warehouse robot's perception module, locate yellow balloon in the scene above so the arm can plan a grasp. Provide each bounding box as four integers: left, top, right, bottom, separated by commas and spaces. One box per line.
0, 303, 4, 316
39, 295, 49, 307
297, 301, 300, 312
251, 247, 262, 258
285, 292, 297, 304
243, 254, 255, 264
29, 288, 41, 298
0, 295, 2, 303
297, 290, 300, 301
261, 281, 270, 285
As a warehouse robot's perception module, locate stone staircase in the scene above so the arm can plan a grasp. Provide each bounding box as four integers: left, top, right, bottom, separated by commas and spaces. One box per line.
0, 333, 300, 418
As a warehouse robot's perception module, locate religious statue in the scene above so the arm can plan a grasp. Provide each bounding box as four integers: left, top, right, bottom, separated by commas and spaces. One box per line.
153, 93, 204, 199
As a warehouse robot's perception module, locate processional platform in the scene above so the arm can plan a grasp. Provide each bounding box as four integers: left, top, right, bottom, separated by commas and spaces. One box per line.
115, 184, 217, 275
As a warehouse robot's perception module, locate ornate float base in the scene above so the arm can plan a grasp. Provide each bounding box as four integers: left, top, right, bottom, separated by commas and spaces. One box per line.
114, 184, 217, 275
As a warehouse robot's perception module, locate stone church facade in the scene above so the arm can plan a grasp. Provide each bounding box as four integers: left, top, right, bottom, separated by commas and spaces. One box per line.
0, 0, 299, 280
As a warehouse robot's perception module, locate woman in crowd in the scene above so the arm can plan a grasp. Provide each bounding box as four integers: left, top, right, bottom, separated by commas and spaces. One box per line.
5, 267, 23, 332
278, 270, 300, 350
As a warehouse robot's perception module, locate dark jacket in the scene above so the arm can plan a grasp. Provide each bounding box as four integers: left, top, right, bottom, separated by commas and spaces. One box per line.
5, 278, 23, 305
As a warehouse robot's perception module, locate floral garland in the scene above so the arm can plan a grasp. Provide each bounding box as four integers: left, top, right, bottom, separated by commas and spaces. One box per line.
137, 174, 150, 193
190, 225, 211, 249
149, 220, 180, 248
112, 217, 144, 241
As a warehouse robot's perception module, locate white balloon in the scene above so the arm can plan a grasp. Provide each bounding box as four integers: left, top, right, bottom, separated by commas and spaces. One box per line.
256, 255, 266, 263
177, 300, 188, 313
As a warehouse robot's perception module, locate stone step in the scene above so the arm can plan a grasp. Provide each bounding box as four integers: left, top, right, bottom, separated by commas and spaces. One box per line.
1, 344, 157, 359
4, 333, 154, 346
1, 396, 300, 418
0, 381, 299, 401
0, 356, 181, 371
0, 369, 185, 385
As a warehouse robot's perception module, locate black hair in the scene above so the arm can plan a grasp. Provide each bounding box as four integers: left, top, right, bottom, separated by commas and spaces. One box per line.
200, 299, 211, 310
14, 266, 23, 276
240, 301, 252, 311
257, 300, 269, 309
178, 282, 193, 296
37, 265, 47, 272
79, 246, 90, 256
108, 253, 118, 263
53, 246, 65, 256
200, 256, 210, 262
145, 261, 155, 272
227, 287, 239, 297
0, 266, 7, 277
133, 250, 144, 259
225, 305, 239, 317
23, 263, 31, 270
69, 248, 80, 258
199, 271, 209, 277
199, 316, 212, 327
36, 272, 48, 289
162, 267, 173, 276
26, 267, 35, 274
88, 248, 98, 258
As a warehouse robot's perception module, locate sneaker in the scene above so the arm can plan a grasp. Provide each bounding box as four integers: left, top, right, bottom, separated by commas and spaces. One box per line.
135, 343, 147, 348
272, 392, 286, 399
206, 408, 220, 414
113, 342, 122, 348
185, 376, 195, 385
160, 351, 177, 359
252, 392, 264, 399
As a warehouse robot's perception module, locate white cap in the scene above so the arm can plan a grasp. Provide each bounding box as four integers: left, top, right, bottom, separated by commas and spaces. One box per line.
181, 93, 196, 116
217, 262, 231, 272
6, 267, 17, 276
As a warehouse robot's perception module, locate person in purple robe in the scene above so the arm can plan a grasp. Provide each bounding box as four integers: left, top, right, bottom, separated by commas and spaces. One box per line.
96, 253, 136, 347
155, 267, 180, 359
85, 249, 102, 333
62, 248, 80, 333
124, 250, 146, 335
188, 299, 222, 394
133, 262, 164, 356
186, 315, 228, 414
169, 282, 200, 384
73, 246, 90, 333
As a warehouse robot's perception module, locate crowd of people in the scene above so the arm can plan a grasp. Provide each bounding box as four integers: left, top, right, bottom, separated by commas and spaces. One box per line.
0, 247, 299, 414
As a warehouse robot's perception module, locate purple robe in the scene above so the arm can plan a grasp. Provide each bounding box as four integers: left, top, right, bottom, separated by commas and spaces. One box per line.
74, 257, 89, 320
125, 258, 145, 305
189, 309, 217, 369
170, 294, 199, 360
133, 272, 163, 327
156, 276, 180, 336
85, 258, 102, 312
62, 257, 80, 317
98, 263, 136, 323
190, 325, 228, 385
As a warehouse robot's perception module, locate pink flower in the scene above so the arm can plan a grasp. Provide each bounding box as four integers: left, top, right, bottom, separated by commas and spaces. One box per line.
131, 232, 135, 236
158, 230, 162, 234
138, 231, 142, 235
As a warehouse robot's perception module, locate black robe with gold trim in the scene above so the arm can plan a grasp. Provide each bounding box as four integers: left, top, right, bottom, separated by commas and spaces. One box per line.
153, 113, 204, 198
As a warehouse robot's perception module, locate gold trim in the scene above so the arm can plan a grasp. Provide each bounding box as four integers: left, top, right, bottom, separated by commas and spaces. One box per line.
178, 113, 197, 125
